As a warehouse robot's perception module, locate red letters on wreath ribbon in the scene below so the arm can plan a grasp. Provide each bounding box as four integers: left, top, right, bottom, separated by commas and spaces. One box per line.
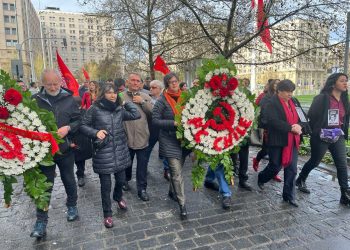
0, 122, 59, 155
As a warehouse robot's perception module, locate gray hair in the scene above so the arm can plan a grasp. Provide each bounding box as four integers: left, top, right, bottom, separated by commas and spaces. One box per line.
40, 68, 62, 85
163, 72, 178, 88
127, 72, 142, 80
150, 80, 164, 90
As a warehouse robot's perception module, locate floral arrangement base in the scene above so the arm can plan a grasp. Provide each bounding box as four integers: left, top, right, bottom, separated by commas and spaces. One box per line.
0, 70, 61, 209
175, 56, 258, 189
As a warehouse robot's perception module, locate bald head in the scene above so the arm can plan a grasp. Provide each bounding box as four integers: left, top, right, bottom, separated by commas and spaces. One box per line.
41, 69, 62, 96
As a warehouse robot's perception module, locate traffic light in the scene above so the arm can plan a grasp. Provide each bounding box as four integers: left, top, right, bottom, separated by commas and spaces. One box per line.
63, 38, 67, 47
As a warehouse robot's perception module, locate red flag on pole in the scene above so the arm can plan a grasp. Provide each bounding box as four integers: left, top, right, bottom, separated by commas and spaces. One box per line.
153, 55, 171, 75
82, 67, 90, 81
56, 50, 79, 96
257, 0, 272, 53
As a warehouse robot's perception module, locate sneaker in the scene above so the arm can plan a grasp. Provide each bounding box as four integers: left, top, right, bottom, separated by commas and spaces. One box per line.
122, 181, 130, 191
273, 175, 282, 182
222, 196, 231, 209
78, 177, 85, 187
104, 217, 113, 228
67, 206, 79, 221
30, 220, 47, 238
253, 158, 259, 172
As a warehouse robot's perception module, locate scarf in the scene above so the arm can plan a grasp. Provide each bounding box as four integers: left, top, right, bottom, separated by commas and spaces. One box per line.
100, 98, 118, 111
279, 97, 300, 167
164, 89, 182, 115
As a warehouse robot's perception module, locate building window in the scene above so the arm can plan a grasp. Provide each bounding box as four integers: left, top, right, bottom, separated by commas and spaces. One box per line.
70, 30, 75, 34
3, 3, 8, 10
6, 40, 12, 46
10, 16, 15, 23
60, 23, 65, 27
60, 29, 66, 33
59, 17, 65, 21
88, 25, 93, 29
9, 3, 15, 11
5, 27, 11, 35
49, 16, 55, 21
69, 24, 75, 28
69, 18, 74, 22
4, 15, 10, 23
79, 30, 84, 34
11, 28, 16, 35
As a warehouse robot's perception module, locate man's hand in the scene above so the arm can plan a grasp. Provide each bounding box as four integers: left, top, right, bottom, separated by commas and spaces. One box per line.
96, 130, 107, 139
57, 126, 70, 138
132, 95, 143, 104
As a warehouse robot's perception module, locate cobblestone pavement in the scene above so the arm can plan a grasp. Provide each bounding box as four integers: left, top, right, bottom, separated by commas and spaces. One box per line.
1, 146, 350, 250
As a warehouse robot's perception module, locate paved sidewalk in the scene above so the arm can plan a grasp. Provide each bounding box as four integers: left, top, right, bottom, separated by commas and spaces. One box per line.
1, 146, 350, 250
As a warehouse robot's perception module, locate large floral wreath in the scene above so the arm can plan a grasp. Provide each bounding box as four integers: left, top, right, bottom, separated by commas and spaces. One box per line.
176, 57, 258, 189
0, 70, 61, 209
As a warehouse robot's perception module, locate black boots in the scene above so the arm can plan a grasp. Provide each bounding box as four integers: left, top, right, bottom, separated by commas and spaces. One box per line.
340, 188, 350, 206
296, 176, 310, 194
179, 205, 187, 220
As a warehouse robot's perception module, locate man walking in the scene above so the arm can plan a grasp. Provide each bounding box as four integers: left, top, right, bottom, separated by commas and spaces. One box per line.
123, 73, 153, 201
30, 69, 81, 238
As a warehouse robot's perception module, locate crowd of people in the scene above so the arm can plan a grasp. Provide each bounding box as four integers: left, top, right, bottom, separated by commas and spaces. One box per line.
19, 69, 349, 239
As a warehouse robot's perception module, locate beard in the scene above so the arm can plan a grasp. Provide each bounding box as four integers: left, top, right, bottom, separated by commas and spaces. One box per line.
46, 89, 60, 96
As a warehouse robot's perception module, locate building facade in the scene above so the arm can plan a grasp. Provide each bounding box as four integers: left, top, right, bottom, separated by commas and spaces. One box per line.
0, 0, 43, 82
234, 19, 330, 92
38, 7, 119, 76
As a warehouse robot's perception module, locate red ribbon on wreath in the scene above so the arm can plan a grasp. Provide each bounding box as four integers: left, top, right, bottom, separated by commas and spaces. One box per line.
0, 122, 59, 156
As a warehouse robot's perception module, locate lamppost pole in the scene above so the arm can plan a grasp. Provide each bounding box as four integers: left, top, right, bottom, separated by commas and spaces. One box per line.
344, 12, 350, 75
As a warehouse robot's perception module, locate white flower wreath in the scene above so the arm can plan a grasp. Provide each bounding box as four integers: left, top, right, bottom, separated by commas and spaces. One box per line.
0, 87, 51, 175
181, 71, 255, 155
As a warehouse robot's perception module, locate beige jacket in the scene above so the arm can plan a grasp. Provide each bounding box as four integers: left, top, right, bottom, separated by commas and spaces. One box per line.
123, 90, 153, 149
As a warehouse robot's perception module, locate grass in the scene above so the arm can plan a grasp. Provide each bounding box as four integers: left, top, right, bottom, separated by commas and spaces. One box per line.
295, 95, 315, 105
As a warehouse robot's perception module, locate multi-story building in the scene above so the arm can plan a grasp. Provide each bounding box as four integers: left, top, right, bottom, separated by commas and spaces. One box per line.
234, 19, 330, 92
0, 0, 43, 82
38, 7, 120, 75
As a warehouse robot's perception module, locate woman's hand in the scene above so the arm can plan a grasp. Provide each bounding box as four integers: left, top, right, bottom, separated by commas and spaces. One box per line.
291, 124, 302, 135
96, 130, 107, 139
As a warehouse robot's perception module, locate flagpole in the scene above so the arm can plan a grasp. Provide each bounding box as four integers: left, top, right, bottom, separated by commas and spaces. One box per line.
250, 0, 257, 92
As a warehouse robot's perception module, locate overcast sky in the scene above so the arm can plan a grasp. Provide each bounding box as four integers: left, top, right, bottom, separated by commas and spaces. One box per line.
33, 0, 91, 12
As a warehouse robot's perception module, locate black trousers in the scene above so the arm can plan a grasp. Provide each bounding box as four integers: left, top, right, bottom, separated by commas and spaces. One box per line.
99, 171, 126, 218
75, 160, 85, 178
36, 152, 78, 222
258, 146, 298, 201
231, 144, 249, 183
125, 147, 148, 191
256, 141, 269, 162
299, 135, 348, 189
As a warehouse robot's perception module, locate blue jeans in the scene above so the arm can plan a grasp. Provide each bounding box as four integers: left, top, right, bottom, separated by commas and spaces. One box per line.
205, 165, 232, 197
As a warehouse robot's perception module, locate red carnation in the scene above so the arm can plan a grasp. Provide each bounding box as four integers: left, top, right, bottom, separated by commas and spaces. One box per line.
208, 75, 222, 90
4, 88, 23, 106
227, 77, 239, 91
0, 106, 10, 119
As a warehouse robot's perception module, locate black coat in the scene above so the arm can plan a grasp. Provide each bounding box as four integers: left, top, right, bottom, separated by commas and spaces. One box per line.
80, 101, 140, 174
152, 95, 188, 159
265, 95, 306, 147
33, 88, 81, 156
308, 93, 349, 139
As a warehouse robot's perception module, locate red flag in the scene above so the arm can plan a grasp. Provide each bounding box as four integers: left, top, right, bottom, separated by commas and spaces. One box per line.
82, 67, 90, 81
257, 0, 272, 53
153, 55, 170, 75
56, 50, 79, 96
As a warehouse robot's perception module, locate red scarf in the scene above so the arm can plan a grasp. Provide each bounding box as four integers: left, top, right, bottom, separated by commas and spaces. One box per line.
163, 89, 182, 115
279, 97, 300, 167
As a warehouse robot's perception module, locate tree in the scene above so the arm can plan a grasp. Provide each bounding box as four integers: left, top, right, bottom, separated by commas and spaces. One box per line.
34, 54, 44, 82
80, 0, 184, 79
176, 0, 350, 66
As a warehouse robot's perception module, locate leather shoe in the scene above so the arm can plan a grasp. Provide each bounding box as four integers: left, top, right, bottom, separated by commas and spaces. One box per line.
296, 177, 310, 194
252, 158, 259, 172
122, 181, 130, 191
163, 170, 170, 181
257, 181, 264, 190
238, 181, 252, 191
78, 177, 85, 187
273, 175, 282, 182
179, 205, 187, 220
67, 206, 79, 221
204, 181, 219, 191
138, 190, 149, 201
283, 197, 298, 207
104, 217, 113, 228
117, 199, 127, 210
168, 191, 178, 202
222, 196, 231, 209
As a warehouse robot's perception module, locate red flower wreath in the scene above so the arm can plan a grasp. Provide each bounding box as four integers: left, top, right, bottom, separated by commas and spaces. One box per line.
4, 88, 23, 106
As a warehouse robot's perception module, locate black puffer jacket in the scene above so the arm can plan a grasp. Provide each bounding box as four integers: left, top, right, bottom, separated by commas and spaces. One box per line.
80, 101, 140, 174
152, 94, 189, 159
33, 87, 81, 157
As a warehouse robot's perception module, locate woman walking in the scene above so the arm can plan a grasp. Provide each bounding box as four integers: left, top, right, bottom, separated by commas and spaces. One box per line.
152, 72, 190, 220
257, 80, 304, 207
81, 83, 140, 228
296, 73, 350, 206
